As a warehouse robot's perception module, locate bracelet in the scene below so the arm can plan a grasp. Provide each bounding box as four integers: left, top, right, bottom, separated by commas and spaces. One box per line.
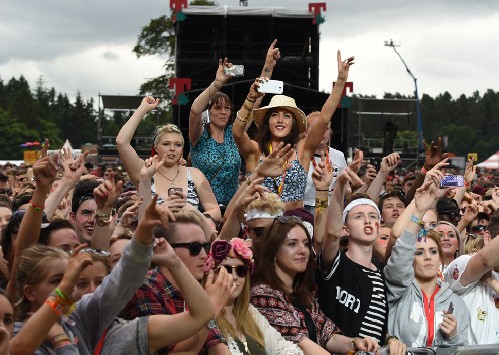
316, 189, 329, 192
242, 102, 253, 111
212, 81, 222, 90
351, 337, 362, 350
411, 215, 427, 242
386, 335, 399, 345
246, 96, 256, 103
54, 288, 74, 307
236, 111, 248, 123
245, 175, 253, 185
421, 166, 428, 175
29, 199, 45, 211
96, 213, 111, 218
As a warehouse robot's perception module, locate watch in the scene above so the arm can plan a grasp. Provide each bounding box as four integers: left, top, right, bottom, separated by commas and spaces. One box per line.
207, 319, 218, 330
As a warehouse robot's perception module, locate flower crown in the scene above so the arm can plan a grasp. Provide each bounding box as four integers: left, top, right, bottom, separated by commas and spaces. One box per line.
203, 238, 255, 273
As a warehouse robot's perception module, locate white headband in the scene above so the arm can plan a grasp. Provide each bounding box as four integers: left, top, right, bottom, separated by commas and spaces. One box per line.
245, 209, 283, 222
342, 198, 381, 224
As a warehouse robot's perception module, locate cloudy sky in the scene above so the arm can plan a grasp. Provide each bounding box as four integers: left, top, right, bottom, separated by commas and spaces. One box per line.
1, 0, 498, 105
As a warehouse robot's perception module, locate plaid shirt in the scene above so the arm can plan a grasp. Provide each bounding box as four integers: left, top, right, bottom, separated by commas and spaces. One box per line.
122, 267, 224, 354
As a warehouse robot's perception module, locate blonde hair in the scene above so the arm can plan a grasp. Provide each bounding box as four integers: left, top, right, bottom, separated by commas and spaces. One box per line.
15, 245, 68, 320
164, 211, 204, 243
216, 272, 265, 348
463, 234, 485, 254
153, 124, 184, 147
246, 192, 284, 216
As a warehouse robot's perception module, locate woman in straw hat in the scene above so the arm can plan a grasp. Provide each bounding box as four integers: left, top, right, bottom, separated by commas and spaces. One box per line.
232, 51, 354, 211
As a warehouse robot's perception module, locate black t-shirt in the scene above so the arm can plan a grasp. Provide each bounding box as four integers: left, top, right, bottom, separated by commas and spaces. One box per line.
317, 250, 388, 345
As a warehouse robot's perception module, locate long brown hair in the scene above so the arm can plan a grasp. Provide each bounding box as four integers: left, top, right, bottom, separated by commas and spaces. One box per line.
252, 217, 315, 308
256, 109, 300, 156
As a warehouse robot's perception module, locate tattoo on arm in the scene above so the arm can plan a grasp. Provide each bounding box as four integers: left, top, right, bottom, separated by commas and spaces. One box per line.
264, 67, 271, 73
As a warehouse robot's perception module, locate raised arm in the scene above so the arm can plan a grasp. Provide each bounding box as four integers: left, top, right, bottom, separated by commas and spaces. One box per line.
10, 245, 93, 355
116, 96, 159, 184
310, 152, 335, 253
189, 58, 232, 146
218, 178, 268, 241
299, 51, 354, 167
44, 148, 88, 220
322, 159, 364, 266
91, 172, 123, 251
146, 238, 215, 353
6, 146, 58, 300
365, 153, 401, 201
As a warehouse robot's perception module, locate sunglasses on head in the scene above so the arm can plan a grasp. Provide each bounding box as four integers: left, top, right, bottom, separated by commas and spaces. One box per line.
380, 189, 406, 200
170, 242, 211, 256
215, 264, 248, 278
270, 215, 303, 229
71, 248, 110, 257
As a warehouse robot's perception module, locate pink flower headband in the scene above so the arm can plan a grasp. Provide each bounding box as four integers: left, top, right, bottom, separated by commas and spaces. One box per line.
203, 238, 255, 273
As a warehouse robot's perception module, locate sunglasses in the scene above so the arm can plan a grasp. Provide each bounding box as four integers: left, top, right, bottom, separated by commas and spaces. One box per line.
170, 242, 211, 256
470, 225, 486, 232
249, 226, 265, 239
215, 264, 248, 278
380, 189, 406, 201
0, 189, 12, 196
270, 215, 303, 231
71, 248, 110, 257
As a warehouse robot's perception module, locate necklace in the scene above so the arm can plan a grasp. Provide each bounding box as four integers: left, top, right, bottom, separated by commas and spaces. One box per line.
157, 165, 180, 187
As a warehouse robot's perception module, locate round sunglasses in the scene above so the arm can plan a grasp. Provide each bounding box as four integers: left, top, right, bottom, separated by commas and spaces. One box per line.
215, 264, 248, 278
170, 242, 211, 256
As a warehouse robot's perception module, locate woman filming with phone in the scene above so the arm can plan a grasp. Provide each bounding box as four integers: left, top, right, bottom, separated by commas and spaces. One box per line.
116, 102, 221, 221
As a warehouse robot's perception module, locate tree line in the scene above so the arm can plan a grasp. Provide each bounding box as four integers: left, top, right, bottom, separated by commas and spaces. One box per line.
0, 74, 497, 162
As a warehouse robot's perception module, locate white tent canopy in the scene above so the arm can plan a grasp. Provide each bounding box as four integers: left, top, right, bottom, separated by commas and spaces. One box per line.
477, 151, 499, 170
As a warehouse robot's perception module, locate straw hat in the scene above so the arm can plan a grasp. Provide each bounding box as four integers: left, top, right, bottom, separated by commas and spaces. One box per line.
252, 95, 307, 134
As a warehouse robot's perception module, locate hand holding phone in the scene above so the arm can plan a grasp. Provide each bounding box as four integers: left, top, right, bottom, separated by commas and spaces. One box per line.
224, 65, 245, 77
258, 79, 283, 94
369, 158, 381, 173
447, 302, 454, 315
440, 175, 464, 188
168, 187, 183, 196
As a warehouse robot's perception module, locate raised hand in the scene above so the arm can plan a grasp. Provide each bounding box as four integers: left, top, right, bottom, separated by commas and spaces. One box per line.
364, 164, 377, 183
264, 39, 280, 71
311, 150, 334, 191
215, 57, 232, 86
337, 160, 364, 189
32, 153, 59, 191
255, 143, 295, 178
336, 50, 355, 82
234, 177, 270, 211
380, 153, 401, 174
93, 171, 123, 210
138, 194, 175, 232
423, 137, 448, 171
464, 156, 477, 185
204, 267, 236, 316
139, 96, 160, 113
58, 244, 94, 296
414, 180, 440, 213
151, 237, 180, 269
247, 77, 267, 102
60, 148, 89, 184
140, 155, 167, 180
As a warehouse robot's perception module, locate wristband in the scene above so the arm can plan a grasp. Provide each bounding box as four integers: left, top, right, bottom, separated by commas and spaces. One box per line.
96, 213, 111, 218
421, 166, 428, 175
316, 189, 329, 192
29, 199, 45, 211
246, 96, 256, 103
212, 81, 222, 90
411, 215, 427, 242
245, 175, 253, 185
236, 111, 248, 123
351, 337, 362, 350
242, 102, 253, 112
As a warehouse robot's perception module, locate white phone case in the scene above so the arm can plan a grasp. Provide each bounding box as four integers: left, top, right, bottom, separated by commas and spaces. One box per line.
258, 80, 283, 94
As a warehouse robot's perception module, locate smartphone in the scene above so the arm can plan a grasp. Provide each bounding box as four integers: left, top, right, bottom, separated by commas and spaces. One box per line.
224, 65, 245, 77
168, 187, 183, 196
440, 175, 464, 188
258, 80, 284, 94
447, 302, 454, 315
370, 157, 381, 173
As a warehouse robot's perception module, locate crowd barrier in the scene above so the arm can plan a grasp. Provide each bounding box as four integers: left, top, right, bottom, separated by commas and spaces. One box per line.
356, 344, 499, 354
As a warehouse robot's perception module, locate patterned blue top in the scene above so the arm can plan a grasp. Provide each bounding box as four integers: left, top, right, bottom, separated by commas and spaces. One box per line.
261, 158, 308, 202
190, 124, 241, 206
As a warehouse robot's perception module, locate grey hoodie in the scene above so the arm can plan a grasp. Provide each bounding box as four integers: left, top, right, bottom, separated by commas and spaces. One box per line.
384, 229, 469, 347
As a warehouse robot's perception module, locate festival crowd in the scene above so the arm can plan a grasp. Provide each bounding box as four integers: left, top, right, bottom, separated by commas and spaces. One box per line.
0, 40, 498, 355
